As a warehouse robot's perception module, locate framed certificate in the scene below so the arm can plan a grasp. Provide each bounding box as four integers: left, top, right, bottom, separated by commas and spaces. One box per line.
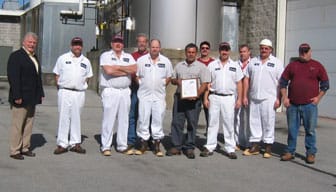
181, 78, 198, 99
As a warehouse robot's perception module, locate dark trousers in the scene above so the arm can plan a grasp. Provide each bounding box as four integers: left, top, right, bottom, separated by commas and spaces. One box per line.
171, 93, 202, 150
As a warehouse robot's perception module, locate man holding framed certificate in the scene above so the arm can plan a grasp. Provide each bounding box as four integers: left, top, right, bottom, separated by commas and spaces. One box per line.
166, 43, 211, 159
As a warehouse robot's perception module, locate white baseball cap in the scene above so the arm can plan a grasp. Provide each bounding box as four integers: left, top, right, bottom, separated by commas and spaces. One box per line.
259, 39, 272, 48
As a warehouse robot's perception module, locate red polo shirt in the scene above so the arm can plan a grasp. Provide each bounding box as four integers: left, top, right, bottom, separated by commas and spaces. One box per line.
197, 57, 214, 66
281, 59, 328, 105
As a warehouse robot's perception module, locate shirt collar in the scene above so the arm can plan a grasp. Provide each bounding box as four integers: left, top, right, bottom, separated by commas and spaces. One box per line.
22, 46, 35, 56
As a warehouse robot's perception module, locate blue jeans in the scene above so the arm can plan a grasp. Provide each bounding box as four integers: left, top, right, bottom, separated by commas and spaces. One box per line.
285, 103, 318, 155
128, 87, 138, 145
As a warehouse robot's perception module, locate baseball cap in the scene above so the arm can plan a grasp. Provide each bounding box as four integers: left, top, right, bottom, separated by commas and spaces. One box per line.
219, 42, 231, 51
259, 39, 272, 48
299, 43, 311, 54
71, 37, 83, 46
112, 35, 123, 43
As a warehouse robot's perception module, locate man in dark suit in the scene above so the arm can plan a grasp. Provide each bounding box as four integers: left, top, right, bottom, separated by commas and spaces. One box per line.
7, 32, 45, 160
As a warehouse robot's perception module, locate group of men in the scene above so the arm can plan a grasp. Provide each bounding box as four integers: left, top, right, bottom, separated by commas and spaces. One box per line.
7, 32, 329, 165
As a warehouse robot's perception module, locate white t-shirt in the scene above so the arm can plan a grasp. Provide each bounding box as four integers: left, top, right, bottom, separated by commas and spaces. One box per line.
99, 50, 135, 89
208, 58, 244, 95
53, 51, 93, 90
245, 55, 284, 101
137, 53, 173, 101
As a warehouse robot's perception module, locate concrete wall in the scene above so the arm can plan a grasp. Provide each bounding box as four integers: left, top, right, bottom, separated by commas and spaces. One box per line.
239, 0, 277, 57
286, 0, 336, 118
0, 22, 21, 50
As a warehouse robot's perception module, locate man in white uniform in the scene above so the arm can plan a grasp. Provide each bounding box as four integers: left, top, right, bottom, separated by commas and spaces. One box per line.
200, 42, 243, 159
234, 44, 251, 153
53, 37, 93, 155
99, 35, 136, 156
136, 39, 173, 157
243, 39, 283, 158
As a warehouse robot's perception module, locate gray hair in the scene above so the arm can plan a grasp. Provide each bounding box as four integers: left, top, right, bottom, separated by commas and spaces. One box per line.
23, 32, 38, 41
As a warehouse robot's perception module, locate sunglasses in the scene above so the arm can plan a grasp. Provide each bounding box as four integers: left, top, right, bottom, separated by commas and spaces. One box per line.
201, 47, 210, 50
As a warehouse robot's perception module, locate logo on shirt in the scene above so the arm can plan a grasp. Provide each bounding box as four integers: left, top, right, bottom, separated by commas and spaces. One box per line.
123, 58, 130, 62
66, 61, 71, 64
267, 63, 275, 67
111, 57, 117, 61
215, 68, 221, 71
145, 64, 151, 67
229, 67, 236, 72
80, 63, 87, 69
254, 63, 260, 66
158, 63, 165, 68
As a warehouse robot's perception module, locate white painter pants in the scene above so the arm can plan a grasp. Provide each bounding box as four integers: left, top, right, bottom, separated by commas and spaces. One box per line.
249, 99, 275, 144
101, 87, 131, 152
137, 98, 165, 141
205, 94, 236, 153
57, 89, 85, 148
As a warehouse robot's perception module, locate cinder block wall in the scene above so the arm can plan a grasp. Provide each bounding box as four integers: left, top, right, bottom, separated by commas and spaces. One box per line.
239, 0, 277, 57
0, 22, 21, 50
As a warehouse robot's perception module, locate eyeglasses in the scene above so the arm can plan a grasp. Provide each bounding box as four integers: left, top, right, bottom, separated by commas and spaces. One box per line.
201, 47, 210, 50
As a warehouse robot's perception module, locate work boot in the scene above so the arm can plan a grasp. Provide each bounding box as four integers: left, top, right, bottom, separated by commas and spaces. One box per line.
243, 143, 260, 156
281, 152, 294, 161
138, 139, 148, 155
263, 144, 272, 158
306, 154, 315, 164
154, 140, 164, 157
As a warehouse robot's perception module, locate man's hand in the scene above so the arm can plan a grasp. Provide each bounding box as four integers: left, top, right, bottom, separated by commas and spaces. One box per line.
14, 98, 22, 104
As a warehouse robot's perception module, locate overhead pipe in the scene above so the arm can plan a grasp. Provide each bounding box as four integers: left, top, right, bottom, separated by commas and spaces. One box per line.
60, 0, 84, 20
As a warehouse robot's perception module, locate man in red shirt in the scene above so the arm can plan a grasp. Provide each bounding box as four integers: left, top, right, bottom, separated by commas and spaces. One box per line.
126, 33, 148, 155
197, 41, 215, 134
280, 43, 329, 164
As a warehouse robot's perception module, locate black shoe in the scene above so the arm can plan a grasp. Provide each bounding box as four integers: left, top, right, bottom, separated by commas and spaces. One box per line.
200, 148, 213, 157
10, 154, 24, 160
227, 152, 237, 159
21, 151, 36, 157
185, 149, 195, 159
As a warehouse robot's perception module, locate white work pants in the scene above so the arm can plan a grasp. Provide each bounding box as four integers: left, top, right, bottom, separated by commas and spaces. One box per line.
57, 89, 85, 148
137, 99, 165, 141
205, 94, 236, 153
101, 87, 130, 152
249, 99, 275, 144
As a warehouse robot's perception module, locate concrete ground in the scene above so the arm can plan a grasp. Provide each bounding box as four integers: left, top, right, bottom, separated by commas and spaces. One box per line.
0, 81, 335, 192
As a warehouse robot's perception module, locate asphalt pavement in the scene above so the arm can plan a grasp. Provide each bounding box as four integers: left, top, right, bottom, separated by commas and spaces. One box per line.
0, 81, 335, 192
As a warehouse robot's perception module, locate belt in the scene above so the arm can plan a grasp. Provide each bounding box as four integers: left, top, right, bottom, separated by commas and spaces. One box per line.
61, 87, 82, 92
210, 91, 233, 97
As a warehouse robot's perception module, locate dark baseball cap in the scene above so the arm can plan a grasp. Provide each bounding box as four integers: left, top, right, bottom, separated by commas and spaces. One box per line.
112, 35, 123, 43
71, 37, 83, 46
219, 42, 231, 51
299, 43, 311, 54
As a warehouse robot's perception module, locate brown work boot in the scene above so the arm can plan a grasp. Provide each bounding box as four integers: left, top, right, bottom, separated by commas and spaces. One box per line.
154, 140, 164, 157
166, 147, 181, 156
263, 144, 272, 158
243, 143, 260, 156
281, 152, 294, 161
137, 139, 148, 155
69, 144, 86, 154
306, 154, 315, 164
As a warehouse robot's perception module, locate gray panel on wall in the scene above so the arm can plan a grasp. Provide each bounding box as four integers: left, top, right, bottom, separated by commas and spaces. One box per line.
0, 46, 12, 76
39, 2, 96, 73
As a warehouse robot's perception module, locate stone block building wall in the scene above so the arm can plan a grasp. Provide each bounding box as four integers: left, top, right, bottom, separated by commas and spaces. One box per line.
238, 0, 277, 57
0, 22, 21, 50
